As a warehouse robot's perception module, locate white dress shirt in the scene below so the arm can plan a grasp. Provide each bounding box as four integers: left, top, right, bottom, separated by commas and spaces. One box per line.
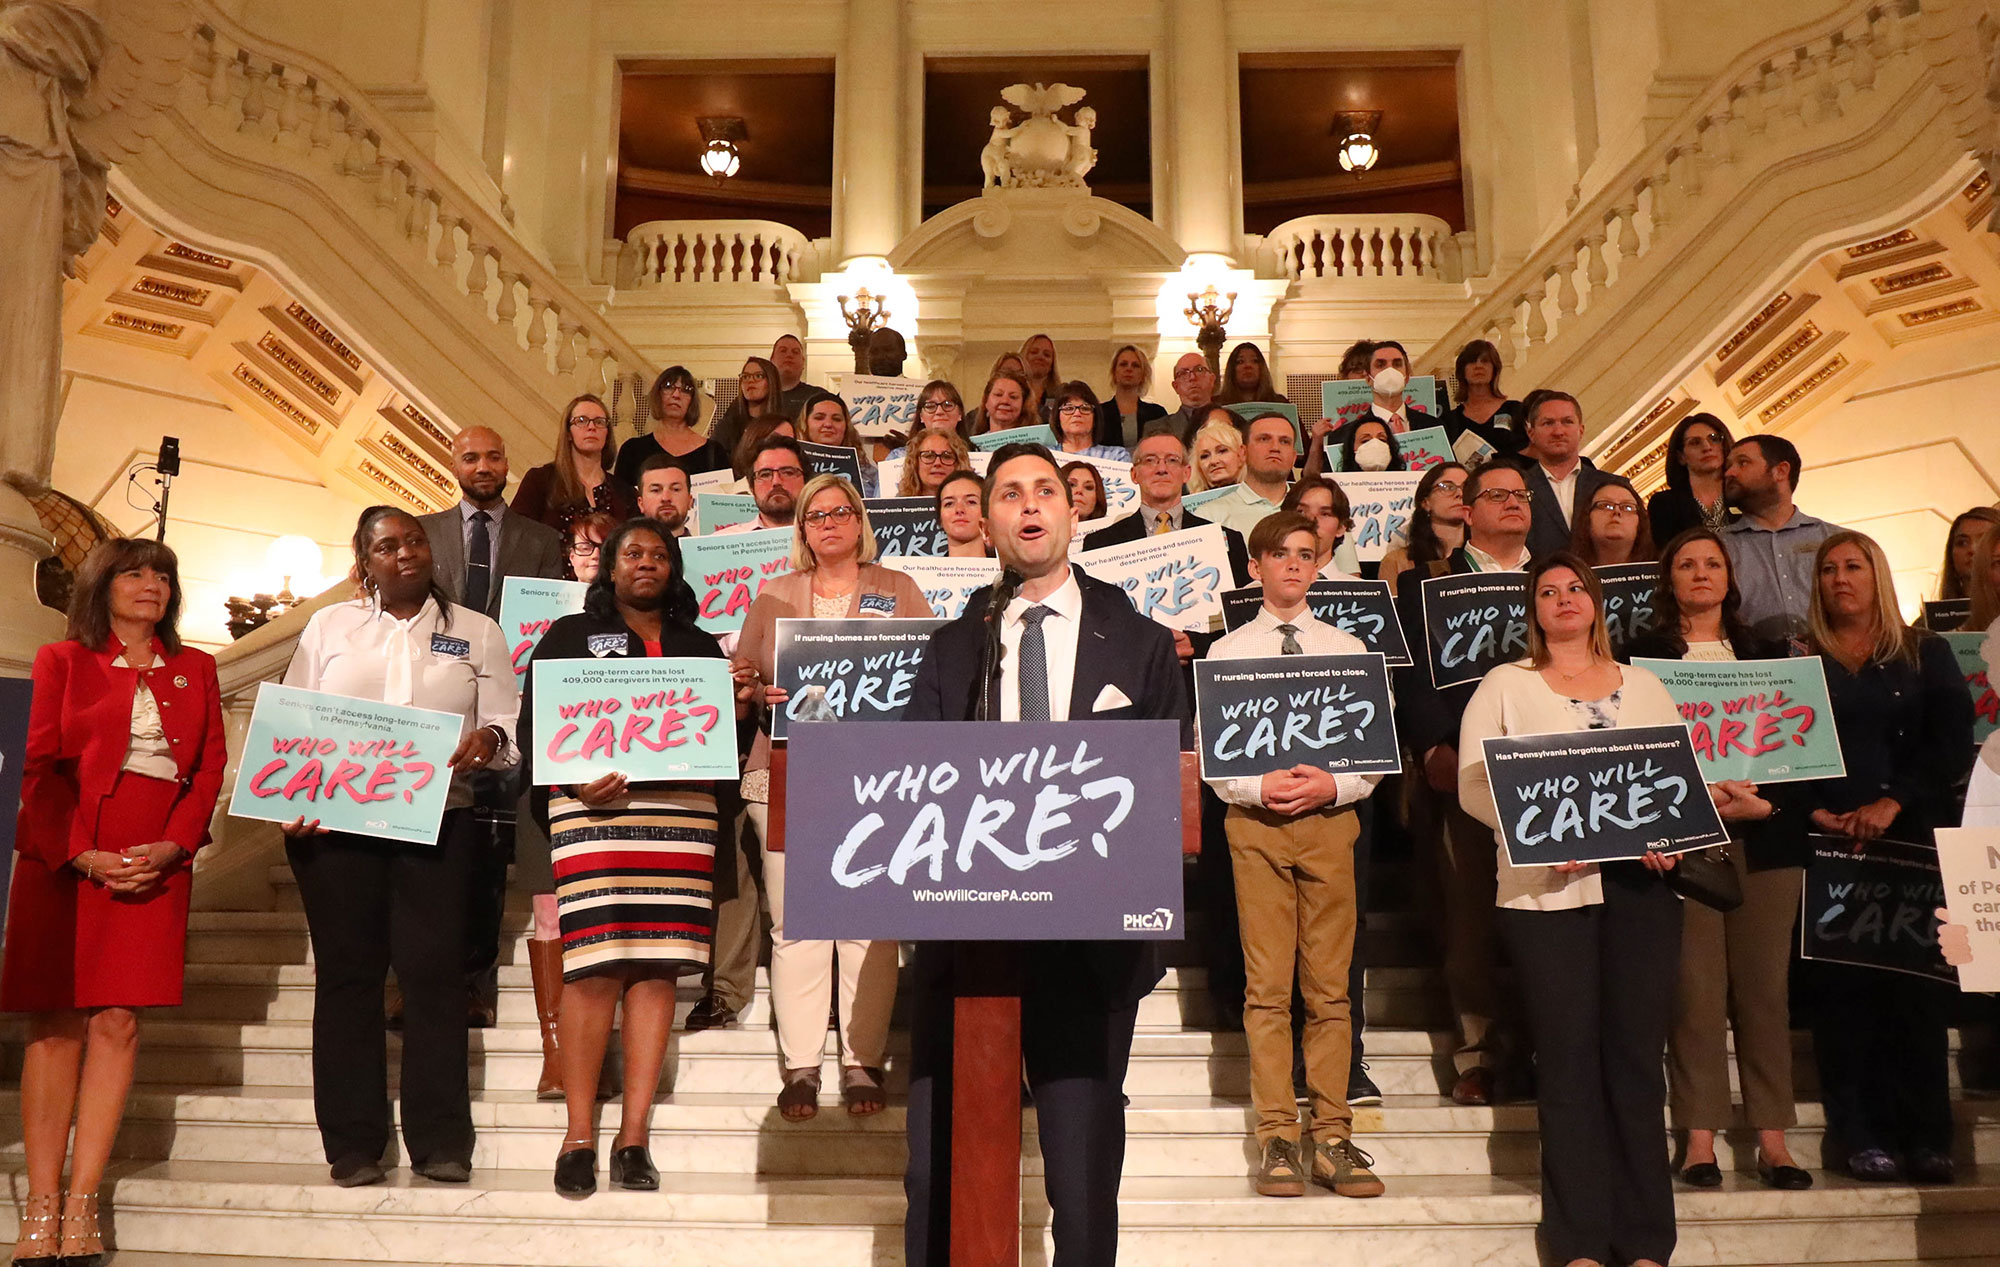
999, 569, 1084, 722
1464, 540, 1530, 572
285, 596, 520, 810
1540, 460, 1581, 526
1369, 402, 1410, 433
1204, 606, 1386, 811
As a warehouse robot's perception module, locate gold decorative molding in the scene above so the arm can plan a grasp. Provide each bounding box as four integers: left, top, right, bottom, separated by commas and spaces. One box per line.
400, 402, 454, 451
1626, 438, 1671, 491
105, 311, 183, 339
284, 301, 363, 373
375, 431, 456, 497
232, 363, 320, 434
133, 276, 212, 307
1899, 298, 1981, 327
1757, 354, 1848, 424
358, 459, 428, 510
1872, 263, 1951, 294
1736, 322, 1821, 395
165, 242, 235, 270
255, 333, 341, 407
1845, 229, 1919, 258
1716, 294, 1791, 363
1966, 172, 1993, 203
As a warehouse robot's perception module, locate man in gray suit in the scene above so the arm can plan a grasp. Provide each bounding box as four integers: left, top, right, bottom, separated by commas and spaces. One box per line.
420, 425, 564, 1025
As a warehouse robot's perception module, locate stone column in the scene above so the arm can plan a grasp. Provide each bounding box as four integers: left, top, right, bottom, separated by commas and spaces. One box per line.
1163, 0, 1238, 261
832, 0, 907, 264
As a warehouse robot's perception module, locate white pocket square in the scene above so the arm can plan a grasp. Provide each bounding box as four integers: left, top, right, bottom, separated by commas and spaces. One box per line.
1091, 683, 1134, 712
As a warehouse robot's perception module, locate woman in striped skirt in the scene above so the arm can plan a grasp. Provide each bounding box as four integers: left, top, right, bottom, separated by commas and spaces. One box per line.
519, 517, 753, 1197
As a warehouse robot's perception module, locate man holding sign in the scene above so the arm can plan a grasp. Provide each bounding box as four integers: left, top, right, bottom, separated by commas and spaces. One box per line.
1200, 511, 1389, 1199
899, 442, 1191, 1267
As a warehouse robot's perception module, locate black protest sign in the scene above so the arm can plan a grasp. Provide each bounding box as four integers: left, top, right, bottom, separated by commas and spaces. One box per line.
784, 720, 1186, 941
801, 440, 864, 488
1219, 580, 1413, 667
1479, 724, 1727, 867
770, 618, 948, 741
865, 497, 950, 557
1421, 572, 1529, 689
1924, 598, 1973, 631
1195, 654, 1401, 780
1800, 835, 1953, 981
1596, 563, 1662, 657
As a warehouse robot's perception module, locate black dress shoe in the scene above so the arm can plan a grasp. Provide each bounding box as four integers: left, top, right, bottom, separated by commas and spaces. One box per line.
330, 1156, 387, 1187
554, 1147, 597, 1197
683, 997, 740, 1032
1678, 1161, 1723, 1188
1907, 1148, 1957, 1185
1757, 1159, 1814, 1190
609, 1145, 659, 1191
414, 1159, 471, 1183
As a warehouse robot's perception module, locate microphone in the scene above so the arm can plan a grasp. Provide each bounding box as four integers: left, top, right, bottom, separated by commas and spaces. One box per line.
985, 567, 1024, 626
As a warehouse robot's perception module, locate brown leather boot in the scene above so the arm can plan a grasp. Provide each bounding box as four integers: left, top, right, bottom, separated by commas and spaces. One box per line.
527, 937, 565, 1101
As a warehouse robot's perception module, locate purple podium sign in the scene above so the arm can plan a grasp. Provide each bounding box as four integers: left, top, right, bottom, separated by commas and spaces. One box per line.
784, 719, 1185, 940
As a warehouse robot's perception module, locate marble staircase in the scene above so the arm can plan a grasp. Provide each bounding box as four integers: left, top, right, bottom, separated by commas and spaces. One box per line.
3, 867, 2000, 1264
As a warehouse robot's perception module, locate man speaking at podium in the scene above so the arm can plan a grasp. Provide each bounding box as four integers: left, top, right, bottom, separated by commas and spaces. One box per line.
902, 442, 1193, 1265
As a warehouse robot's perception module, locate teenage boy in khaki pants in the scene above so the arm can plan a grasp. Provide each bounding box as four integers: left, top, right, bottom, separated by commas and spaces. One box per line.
1206, 511, 1387, 1198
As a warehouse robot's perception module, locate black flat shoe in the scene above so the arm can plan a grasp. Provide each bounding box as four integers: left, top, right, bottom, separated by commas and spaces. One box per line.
1757, 1160, 1813, 1190
554, 1147, 597, 1197
413, 1159, 471, 1183
1678, 1161, 1723, 1188
609, 1144, 659, 1191
330, 1156, 387, 1187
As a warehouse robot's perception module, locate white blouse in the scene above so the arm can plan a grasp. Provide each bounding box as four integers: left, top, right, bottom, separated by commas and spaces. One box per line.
284, 596, 520, 810
1456, 660, 1684, 911
114, 652, 179, 781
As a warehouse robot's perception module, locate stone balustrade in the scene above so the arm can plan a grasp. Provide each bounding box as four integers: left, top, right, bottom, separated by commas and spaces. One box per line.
1252, 214, 1464, 284
616, 221, 824, 291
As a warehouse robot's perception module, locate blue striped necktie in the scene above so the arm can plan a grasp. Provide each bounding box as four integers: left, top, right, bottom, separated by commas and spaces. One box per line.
1018, 605, 1052, 721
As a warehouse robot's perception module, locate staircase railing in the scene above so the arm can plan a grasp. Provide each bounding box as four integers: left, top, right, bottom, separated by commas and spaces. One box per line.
615, 220, 824, 292
1249, 214, 1466, 283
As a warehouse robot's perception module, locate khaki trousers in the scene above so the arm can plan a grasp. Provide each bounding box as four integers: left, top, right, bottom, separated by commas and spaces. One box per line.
1667, 856, 1802, 1129
1226, 802, 1360, 1145
750, 805, 900, 1073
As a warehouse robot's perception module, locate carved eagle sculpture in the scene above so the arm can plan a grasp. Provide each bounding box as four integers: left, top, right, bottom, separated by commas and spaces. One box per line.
1000, 82, 1087, 118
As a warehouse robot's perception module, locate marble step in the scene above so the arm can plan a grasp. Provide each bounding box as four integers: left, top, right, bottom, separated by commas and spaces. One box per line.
170, 960, 1450, 1030
5, 1161, 2000, 1267
3, 1084, 1994, 1180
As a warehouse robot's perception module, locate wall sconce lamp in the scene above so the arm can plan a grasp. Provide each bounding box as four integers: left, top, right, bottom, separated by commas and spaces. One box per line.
698, 116, 747, 183
1184, 285, 1237, 374
1334, 110, 1383, 174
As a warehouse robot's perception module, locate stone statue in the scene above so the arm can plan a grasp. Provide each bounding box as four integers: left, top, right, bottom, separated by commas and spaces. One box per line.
0, 0, 191, 490
984, 83, 1094, 190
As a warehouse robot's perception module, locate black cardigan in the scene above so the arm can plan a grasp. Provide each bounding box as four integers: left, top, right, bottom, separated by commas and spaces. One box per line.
1625, 630, 1811, 869
1645, 483, 1739, 548
518, 608, 730, 832
1809, 633, 1975, 844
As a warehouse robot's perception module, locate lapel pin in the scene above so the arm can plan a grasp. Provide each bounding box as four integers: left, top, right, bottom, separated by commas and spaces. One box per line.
173, 675, 188, 689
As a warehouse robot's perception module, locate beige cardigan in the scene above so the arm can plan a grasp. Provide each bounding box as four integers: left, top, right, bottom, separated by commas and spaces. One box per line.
735, 562, 936, 773
1457, 660, 1683, 911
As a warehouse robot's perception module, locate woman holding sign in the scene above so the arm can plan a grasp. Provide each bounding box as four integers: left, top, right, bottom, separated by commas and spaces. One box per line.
522, 517, 754, 1196
4, 539, 225, 1264
280, 506, 519, 1189
1458, 552, 1734, 1267
1803, 530, 1973, 1184
1630, 528, 1812, 1191
734, 475, 933, 1121
800, 394, 879, 497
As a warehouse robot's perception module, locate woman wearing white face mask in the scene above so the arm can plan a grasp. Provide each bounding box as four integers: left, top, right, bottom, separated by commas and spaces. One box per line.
1339, 420, 1405, 473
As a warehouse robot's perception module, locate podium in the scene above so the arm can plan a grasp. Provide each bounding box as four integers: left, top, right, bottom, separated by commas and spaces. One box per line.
766, 742, 1203, 1266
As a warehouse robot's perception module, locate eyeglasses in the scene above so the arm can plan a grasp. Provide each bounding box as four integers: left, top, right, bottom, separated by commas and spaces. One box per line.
568, 539, 602, 557
752, 466, 805, 484
1431, 480, 1463, 494
1173, 366, 1214, 382
1057, 403, 1095, 417
1473, 488, 1534, 505
568, 415, 609, 429
802, 506, 858, 526
1591, 500, 1641, 516
1134, 454, 1187, 470
919, 400, 958, 415
917, 451, 959, 464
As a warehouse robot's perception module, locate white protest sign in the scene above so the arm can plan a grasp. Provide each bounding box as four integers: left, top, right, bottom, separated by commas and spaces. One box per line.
1331, 470, 1421, 562
1077, 523, 1231, 632
840, 375, 925, 438
886, 555, 1002, 620
1935, 827, 2000, 991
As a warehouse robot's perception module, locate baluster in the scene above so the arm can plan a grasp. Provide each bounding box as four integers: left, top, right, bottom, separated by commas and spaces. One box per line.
1493, 309, 1520, 369
718, 235, 736, 283
495, 269, 521, 328
555, 318, 582, 374
1523, 285, 1549, 346
1552, 258, 1579, 321
1704, 111, 1734, 170
308, 86, 336, 151
375, 156, 403, 211
1739, 70, 1769, 139
1391, 227, 1409, 275
1812, 45, 1841, 120
1681, 138, 1706, 203
746, 234, 765, 282
404, 186, 433, 245
1778, 53, 1808, 129
1302, 231, 1319, 278
1648, 164, 1674, 237
525, 296, 552, 352
463, 242, 490, 312
434, 212, 460, 270
275, 71, 306, 144
586, 343, 611, 394
1584, 227, 1609, 293
239, 59, 271, 133
338, 117, 369, 177
1849, 21, 1878, 91
1613, 201, 1642, 263
205, 41, 234, 111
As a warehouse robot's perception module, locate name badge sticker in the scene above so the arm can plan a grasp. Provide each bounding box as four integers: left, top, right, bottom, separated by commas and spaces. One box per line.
587, 633, 629, 658
859, 593, 896, 615
430, 633, 471, 659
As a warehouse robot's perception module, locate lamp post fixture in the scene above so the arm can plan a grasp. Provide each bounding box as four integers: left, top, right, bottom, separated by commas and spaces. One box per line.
1184, 285, 1236, 375
837, 287, 889, 373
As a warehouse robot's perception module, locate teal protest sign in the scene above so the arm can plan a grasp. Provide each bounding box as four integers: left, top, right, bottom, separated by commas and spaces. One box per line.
530, 657, 739, 784
498, 578, 588, 683
1320, 376, 1441, 431
1077, 523, 1232, 632
680, 528, 794, 634
1330, 470, 1421, 562
695, 491, 758, 535
891, 555, 1000, 619
970, 425, 1059, 452
1945, 632, 2000, 745
1224, 401, 1301, 446
227, 683, 461, 845
1181, 485, 1234, 516
1634, 656, 1845, 784
1328, 424, 1455, 474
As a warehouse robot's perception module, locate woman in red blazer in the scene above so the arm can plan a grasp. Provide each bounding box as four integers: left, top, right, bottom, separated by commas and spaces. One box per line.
4, 539, 226, 1266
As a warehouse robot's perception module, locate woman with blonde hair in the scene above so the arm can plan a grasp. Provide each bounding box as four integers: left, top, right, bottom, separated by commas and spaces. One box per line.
1099, 343, 1165, 449
969, 368, 1035, 437
897, 427, 971, 499
1217, 341, 1287, 406
1020, 332, 1062, 424
1188, 412, 1247, 492
733, 476, 933, 1121
1803, 530, 1972, 1184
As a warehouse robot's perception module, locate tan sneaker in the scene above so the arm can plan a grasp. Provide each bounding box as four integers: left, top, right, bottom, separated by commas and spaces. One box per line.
1312, 1137, 1386, 1198
1254, 1136, 1306, 1197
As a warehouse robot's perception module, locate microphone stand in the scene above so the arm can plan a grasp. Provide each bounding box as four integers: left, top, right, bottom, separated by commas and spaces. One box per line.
976, 567, 1023, 722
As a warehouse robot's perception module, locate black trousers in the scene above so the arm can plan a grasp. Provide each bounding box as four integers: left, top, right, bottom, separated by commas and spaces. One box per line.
1194, 785, 1245, 1021
904, 945, 1142, 1267
1809, 959, 1954, 1156
1497, 864, 1681, 1267
287, 811, 476, 1167
462, 771, 517, 1002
